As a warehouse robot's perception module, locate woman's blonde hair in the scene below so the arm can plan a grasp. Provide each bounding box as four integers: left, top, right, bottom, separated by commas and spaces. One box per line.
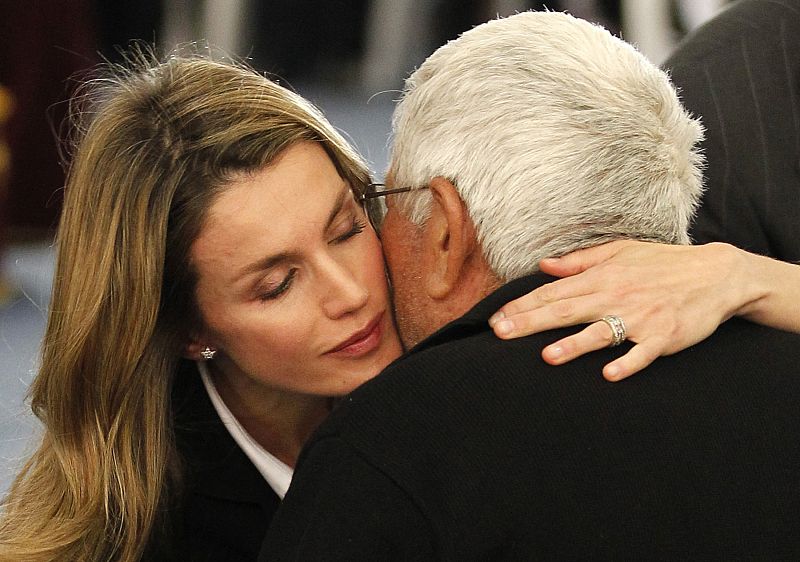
0, 50, 370, 561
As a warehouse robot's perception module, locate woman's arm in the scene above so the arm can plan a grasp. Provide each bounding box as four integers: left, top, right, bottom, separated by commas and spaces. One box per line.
736, 250, 800, 331
489, 241, 800, 381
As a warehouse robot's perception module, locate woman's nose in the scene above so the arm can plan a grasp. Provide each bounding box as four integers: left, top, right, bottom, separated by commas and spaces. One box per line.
319, 259, 369, 319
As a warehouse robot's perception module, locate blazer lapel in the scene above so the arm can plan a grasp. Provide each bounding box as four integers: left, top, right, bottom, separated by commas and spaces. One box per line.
172, 362, 280, 511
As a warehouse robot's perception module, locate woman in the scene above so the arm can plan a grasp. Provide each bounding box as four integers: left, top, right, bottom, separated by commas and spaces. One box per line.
0, 52, 403, 561
0, 51, 797, 562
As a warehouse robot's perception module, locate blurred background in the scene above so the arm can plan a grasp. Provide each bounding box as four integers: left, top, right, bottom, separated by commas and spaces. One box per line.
0, 0, 731, 495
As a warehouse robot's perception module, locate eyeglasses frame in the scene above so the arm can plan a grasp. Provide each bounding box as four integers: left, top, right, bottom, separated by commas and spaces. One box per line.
358, 182, 429, 233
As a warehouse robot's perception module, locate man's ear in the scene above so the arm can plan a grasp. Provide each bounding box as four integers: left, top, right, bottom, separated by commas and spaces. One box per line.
423, 177, 479, 300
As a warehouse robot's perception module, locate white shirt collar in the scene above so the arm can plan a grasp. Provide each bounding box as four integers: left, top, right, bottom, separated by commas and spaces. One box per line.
196, 361, 294, 499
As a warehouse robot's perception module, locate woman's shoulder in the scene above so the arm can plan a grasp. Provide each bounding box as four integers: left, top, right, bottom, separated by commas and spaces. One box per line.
146, 362, 281, 560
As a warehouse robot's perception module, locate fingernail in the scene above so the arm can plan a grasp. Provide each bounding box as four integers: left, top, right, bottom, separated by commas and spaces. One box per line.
544, 345, 563, 360
494, 319, 514, 336
488, 311, 505, 326
605, 365, 621, 379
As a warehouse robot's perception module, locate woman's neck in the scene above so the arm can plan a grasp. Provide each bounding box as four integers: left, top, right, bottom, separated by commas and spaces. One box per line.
208, 363, 332, 467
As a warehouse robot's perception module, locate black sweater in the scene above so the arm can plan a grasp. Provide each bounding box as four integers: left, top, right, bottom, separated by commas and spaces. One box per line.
265, 274, 800, 561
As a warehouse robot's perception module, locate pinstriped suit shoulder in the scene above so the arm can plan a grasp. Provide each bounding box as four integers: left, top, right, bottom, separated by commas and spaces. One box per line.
664, 0, 800, 261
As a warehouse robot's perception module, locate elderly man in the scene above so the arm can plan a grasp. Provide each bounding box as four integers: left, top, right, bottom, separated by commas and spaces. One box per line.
263, 12, 800, 560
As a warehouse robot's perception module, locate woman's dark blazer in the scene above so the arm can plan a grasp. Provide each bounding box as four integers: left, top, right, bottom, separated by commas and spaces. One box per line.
664, 0, 800, 261
145, 361, 280, 561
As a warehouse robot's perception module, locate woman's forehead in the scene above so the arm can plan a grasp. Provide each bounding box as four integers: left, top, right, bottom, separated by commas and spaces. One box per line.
191, 144, 354, 273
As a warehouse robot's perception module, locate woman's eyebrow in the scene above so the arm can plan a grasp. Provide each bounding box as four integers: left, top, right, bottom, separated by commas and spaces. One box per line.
236, 184, 352, 281
323, 185, 350, 233
236, 251, 295, 281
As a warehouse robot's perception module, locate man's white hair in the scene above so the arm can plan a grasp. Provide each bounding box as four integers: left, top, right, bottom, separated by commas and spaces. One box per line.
389, 11, 704, 281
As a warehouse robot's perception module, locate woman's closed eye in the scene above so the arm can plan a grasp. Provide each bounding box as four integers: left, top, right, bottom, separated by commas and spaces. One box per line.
257, 212, 365, 302
330, 217, 366, 244
258, 268, 297, 301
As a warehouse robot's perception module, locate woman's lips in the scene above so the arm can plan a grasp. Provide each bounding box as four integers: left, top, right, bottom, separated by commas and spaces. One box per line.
326, 312, 384, 357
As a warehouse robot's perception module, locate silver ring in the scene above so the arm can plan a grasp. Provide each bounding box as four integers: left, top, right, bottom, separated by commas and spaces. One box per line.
600, 315, 626, 347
